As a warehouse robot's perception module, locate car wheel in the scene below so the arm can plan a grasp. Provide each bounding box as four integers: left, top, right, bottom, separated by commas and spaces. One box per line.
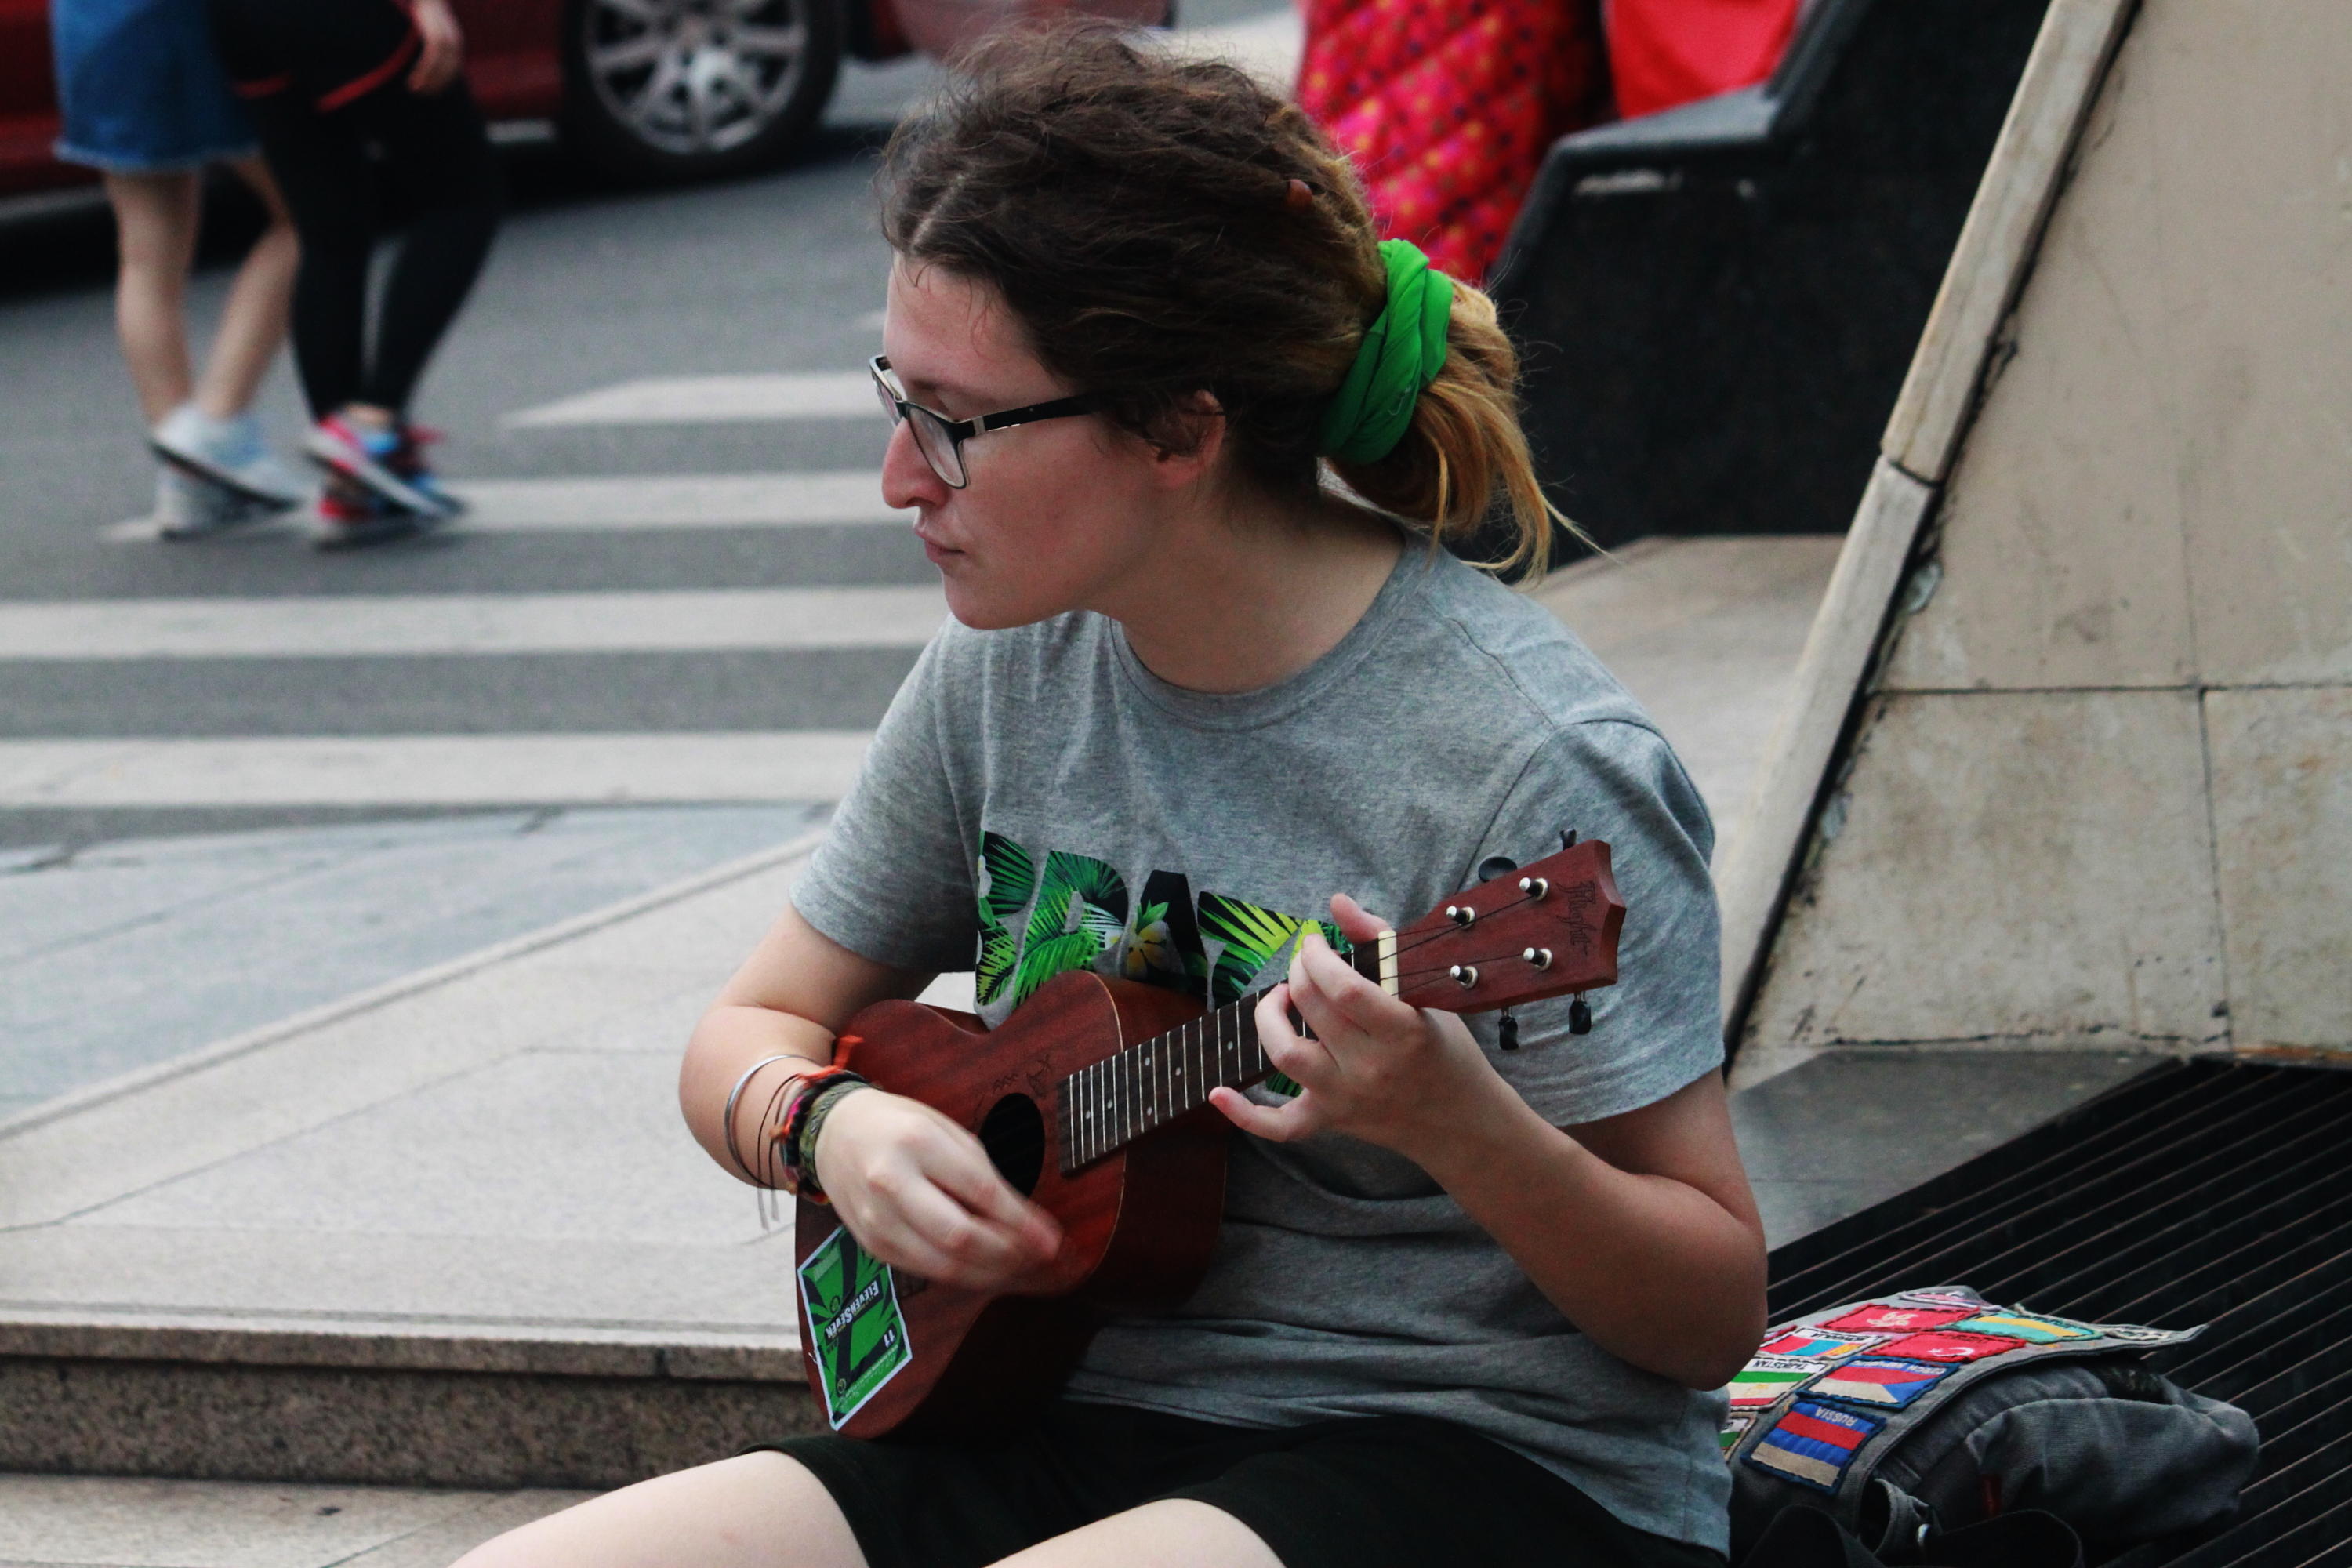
562, 0, 844, 181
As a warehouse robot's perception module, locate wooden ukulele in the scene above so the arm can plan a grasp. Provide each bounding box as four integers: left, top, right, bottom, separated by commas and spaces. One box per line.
792, 836, 1625, 1437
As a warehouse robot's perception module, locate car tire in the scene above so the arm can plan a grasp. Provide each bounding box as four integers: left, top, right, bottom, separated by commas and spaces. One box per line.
561, 0, 844, 182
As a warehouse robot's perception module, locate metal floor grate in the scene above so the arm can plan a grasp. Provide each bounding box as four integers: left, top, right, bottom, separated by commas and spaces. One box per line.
1762, 1058, 2352, 1568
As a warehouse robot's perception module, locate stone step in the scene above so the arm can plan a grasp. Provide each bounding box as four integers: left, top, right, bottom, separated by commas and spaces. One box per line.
0, 1317, 814, 1491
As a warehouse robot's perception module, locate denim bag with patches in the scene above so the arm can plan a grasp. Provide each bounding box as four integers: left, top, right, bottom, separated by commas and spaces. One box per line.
1722, 1284, 2259, 1563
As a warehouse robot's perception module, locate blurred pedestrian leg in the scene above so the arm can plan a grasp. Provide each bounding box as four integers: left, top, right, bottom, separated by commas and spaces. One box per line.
51, 0, 305, 537
206, 0, 505, 548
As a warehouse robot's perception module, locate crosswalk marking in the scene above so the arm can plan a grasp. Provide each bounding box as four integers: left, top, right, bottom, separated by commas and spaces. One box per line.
100, 472, 907, 542
45, 368, 938, 812
504, 372, 874, 427
0, 586, 948, 659
0, 732, 874, 807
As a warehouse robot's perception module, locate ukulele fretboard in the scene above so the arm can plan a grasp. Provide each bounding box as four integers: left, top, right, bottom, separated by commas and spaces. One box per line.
1055, 939, 1390, 1174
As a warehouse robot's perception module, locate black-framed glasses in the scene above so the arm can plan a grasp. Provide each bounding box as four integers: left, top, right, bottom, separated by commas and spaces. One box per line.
870, 355, 1102, 489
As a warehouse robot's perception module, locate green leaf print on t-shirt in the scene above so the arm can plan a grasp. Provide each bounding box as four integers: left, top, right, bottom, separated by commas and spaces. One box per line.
974, 831, 1036, 1008
970, 834, 1347, 1100
1197, 893, 1348, 1008
1011, 850, 1130, 1005
1197, 893, 1348, 1098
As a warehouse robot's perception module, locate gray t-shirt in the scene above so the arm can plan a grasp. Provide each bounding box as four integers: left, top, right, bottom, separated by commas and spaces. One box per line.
793, 543, 1733, 1552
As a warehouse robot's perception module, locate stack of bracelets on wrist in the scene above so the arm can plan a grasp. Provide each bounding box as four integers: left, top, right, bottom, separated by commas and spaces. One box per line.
719, 1058, 871, 1222
786, 1076, 871, 1204
771, 1065, 869, 1205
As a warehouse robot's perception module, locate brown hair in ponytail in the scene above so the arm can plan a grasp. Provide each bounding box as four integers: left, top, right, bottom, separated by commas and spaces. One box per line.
877, 20, 1571, 579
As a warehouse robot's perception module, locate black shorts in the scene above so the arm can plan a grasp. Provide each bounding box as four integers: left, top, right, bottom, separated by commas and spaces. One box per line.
752, 1402, 1724, 1568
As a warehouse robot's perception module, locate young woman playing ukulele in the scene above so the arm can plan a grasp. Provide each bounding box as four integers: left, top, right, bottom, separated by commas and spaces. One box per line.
459, 24, 1765, 1568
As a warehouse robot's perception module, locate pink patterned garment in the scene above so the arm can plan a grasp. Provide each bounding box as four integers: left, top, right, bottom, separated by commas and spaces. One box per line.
1298, 0, 1605, 282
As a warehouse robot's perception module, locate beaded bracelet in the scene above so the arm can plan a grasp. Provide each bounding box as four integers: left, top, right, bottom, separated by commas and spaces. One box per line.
771, 1066, 868, 1202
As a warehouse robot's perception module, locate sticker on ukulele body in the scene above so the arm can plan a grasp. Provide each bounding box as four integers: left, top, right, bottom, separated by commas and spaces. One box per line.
798, 1226, 913, 1428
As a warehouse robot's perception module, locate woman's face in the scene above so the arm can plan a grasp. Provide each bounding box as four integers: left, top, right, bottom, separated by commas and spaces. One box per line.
880, 260, 1174, 630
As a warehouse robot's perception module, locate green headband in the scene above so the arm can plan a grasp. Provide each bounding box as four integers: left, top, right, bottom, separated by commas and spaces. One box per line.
1316, 238, 1454, 465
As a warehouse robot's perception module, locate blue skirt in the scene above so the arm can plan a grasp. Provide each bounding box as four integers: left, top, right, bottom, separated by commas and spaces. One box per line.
51, 0, 256, 172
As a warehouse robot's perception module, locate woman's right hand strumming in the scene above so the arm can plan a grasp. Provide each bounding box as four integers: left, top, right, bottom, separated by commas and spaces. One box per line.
812, 1088, 1062, 1292
681, 902, 1058, 1294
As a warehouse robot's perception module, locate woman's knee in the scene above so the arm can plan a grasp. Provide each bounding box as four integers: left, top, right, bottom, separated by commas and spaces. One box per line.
105, 172, 201, 274
447, 1451, 863, 1568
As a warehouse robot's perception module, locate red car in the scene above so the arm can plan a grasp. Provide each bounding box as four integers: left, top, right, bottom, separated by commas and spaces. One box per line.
0, 0, 1160, 198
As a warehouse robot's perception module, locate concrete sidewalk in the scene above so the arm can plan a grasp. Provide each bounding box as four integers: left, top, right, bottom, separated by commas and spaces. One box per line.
0, 831, 834, 1489
0, 533, 2154, 1564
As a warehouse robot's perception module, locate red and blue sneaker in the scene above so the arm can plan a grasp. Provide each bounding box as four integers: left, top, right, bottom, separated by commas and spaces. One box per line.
304, 413, 466, 520
313, 476, 448, 550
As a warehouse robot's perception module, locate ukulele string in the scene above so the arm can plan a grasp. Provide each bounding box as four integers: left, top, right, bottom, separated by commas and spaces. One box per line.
1392, 950, 1573, 985
1073, 889, 1578, 1144
1381, 887, 1546, 962
1097, 900, 1564, 1084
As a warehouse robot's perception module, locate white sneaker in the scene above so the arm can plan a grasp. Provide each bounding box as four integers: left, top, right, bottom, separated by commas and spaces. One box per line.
151, 405, 307, 510
153, 466, 269, 540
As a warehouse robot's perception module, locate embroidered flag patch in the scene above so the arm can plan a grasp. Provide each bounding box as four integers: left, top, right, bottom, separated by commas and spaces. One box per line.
1728, 1354, 1824, 1408
1951, 1312, 2098, 1344
1748, 1401, 1881, 1493
1805, 1357, 1951, 1409
1719, 1411, 1755, 1456
1759, 1330, 1881, 1360
1874, 1330, 2026, 1363
1824, 1304, 1976, 1334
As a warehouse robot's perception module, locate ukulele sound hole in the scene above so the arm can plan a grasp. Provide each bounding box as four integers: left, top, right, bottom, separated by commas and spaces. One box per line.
979, 1094, 1047, 1196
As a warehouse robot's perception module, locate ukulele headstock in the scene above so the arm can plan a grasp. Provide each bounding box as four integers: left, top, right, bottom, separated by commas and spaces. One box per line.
1387, 838, 1623, 1014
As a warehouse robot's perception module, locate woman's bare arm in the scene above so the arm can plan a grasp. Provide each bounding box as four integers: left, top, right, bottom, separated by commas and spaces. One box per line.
677, 902, 928, 1185
1414, 1070, 1766, 1390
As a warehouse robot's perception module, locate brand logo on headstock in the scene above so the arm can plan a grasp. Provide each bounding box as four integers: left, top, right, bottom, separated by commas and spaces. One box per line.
1564, 881, 1598, 958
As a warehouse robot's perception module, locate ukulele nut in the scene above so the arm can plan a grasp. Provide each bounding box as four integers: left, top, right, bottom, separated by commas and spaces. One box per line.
1518, 876, 1549, 899
1450, 964, 1479, 988
1445, 905, 1475, 927
1523, 946, 1552, 969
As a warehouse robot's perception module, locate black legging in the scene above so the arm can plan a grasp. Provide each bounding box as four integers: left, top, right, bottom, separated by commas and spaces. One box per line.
208, 0, 503, 419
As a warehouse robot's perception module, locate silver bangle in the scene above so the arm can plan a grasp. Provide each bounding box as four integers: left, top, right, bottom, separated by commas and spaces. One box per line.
721, 1053, 803, 1184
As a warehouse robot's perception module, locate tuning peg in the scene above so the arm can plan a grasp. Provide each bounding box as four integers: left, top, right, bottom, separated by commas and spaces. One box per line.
1477, 855, 1519, 884
1497, 1010, 1520, 1051
1560, 829, 1579, 851
1569, 995, 1593, 1035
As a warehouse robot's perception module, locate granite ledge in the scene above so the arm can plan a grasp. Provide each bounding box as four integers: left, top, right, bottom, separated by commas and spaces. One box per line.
0, 1356, 824, 1490
0, 1313, 804, 1383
